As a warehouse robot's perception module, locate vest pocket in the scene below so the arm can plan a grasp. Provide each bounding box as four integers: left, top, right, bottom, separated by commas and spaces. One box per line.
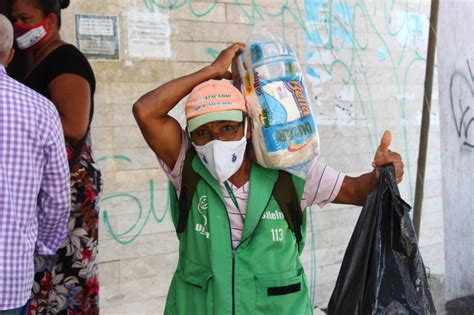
255, 270, 311, 315
175, 258, 214, 314
178, 258, 213, 290
267, 282, 301, 296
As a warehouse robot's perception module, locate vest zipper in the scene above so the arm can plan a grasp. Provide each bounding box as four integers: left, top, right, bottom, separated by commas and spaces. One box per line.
224, 206, 236, 315
232, 250, 236, 315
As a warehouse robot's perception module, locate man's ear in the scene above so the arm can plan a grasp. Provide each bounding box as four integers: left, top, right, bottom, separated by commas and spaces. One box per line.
5, 48, 15, 67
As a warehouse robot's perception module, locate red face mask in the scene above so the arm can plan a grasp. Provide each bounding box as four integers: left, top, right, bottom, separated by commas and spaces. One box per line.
14, 14, 52, 50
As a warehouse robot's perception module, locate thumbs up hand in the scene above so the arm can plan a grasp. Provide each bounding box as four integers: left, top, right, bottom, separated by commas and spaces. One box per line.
372, 130, 404, 183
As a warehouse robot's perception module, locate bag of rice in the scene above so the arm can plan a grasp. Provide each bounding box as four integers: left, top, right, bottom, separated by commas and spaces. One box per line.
233, 29, 320, 178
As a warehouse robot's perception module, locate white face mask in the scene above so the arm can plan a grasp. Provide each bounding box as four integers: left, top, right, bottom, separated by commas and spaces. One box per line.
193, 122, 248, 182
15, 26, 47, 49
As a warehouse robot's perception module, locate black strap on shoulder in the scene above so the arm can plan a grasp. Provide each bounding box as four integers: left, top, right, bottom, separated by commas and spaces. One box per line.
273, 171, 303, 245
177, 148, 199, 233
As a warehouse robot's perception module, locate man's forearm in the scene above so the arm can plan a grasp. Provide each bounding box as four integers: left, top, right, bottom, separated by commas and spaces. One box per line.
334, 170, 378, 206
352, 170, 378, 205
37, 201, 70, 255
38, 113, 71, 255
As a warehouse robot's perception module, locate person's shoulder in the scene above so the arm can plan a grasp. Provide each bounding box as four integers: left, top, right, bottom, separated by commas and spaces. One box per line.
52, 43, 86, 59
50, 44, 93, 70
47, 43, 95, 85
1, 73, 58, 121
2, 72, 43, 102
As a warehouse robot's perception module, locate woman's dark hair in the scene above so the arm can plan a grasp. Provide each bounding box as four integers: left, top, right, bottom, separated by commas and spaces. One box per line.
32, 0, 70, 29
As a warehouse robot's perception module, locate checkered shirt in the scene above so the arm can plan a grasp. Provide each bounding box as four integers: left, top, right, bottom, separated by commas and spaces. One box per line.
0, 65, 70, 310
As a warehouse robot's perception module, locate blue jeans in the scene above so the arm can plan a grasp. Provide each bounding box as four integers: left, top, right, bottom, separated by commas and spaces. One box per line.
0, 303, 28, 315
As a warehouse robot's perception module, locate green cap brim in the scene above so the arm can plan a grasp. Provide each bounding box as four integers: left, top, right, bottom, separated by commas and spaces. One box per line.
187, 110, 243, 132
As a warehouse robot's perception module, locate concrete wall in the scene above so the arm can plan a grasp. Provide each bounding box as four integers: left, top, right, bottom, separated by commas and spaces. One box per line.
438, 0, 474, 302
57, 0, 444, 313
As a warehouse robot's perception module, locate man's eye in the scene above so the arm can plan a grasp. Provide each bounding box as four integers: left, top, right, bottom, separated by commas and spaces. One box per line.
195, 130, 209, 137
222, 125, 236, 132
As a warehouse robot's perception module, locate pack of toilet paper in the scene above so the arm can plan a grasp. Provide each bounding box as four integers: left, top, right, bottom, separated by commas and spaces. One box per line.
233, 30, 319, 178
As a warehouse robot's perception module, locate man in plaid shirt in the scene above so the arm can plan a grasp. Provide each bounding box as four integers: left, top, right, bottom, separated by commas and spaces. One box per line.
0, 14, 70, 315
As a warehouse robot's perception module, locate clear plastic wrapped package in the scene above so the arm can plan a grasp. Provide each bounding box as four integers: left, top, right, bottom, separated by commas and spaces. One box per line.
233, 29, 319, 178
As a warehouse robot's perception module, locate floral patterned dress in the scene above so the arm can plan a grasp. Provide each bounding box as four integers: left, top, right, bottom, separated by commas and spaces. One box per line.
23, 44, 102, 315
29, 137, 102, 314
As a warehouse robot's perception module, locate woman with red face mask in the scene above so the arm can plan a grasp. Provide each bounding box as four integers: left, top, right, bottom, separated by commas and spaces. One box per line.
10, 0, 101, 314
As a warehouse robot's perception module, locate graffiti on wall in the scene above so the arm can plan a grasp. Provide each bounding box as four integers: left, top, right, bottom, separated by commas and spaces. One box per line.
449, 59, 474, 149
97, 155, 169, 245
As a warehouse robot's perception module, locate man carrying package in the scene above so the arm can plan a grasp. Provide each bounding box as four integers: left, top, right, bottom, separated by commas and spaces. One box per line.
133, 42, 404, 315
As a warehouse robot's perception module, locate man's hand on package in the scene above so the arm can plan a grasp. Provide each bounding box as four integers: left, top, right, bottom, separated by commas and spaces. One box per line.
372, 130, 404, 183
210, 42, 245, 80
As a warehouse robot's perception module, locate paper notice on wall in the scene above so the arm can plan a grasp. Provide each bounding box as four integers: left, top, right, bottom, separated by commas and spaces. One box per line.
126, 8, 171, 59
75, 14, 119, 60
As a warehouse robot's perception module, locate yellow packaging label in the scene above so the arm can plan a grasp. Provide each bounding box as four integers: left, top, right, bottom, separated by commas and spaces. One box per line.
244, 73, 252, 95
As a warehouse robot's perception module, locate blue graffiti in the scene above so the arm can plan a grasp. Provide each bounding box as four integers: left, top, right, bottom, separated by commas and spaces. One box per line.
378, 47, 387, 62
304, 0, 353, 48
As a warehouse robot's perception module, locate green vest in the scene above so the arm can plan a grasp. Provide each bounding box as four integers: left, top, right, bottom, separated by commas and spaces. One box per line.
165, 156, 313, 315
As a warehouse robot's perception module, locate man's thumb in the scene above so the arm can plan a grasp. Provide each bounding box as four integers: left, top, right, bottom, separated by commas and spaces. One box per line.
377, 130, 392, 153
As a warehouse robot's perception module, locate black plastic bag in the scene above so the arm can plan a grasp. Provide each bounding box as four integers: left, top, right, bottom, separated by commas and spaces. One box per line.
327, 165, 436, 314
